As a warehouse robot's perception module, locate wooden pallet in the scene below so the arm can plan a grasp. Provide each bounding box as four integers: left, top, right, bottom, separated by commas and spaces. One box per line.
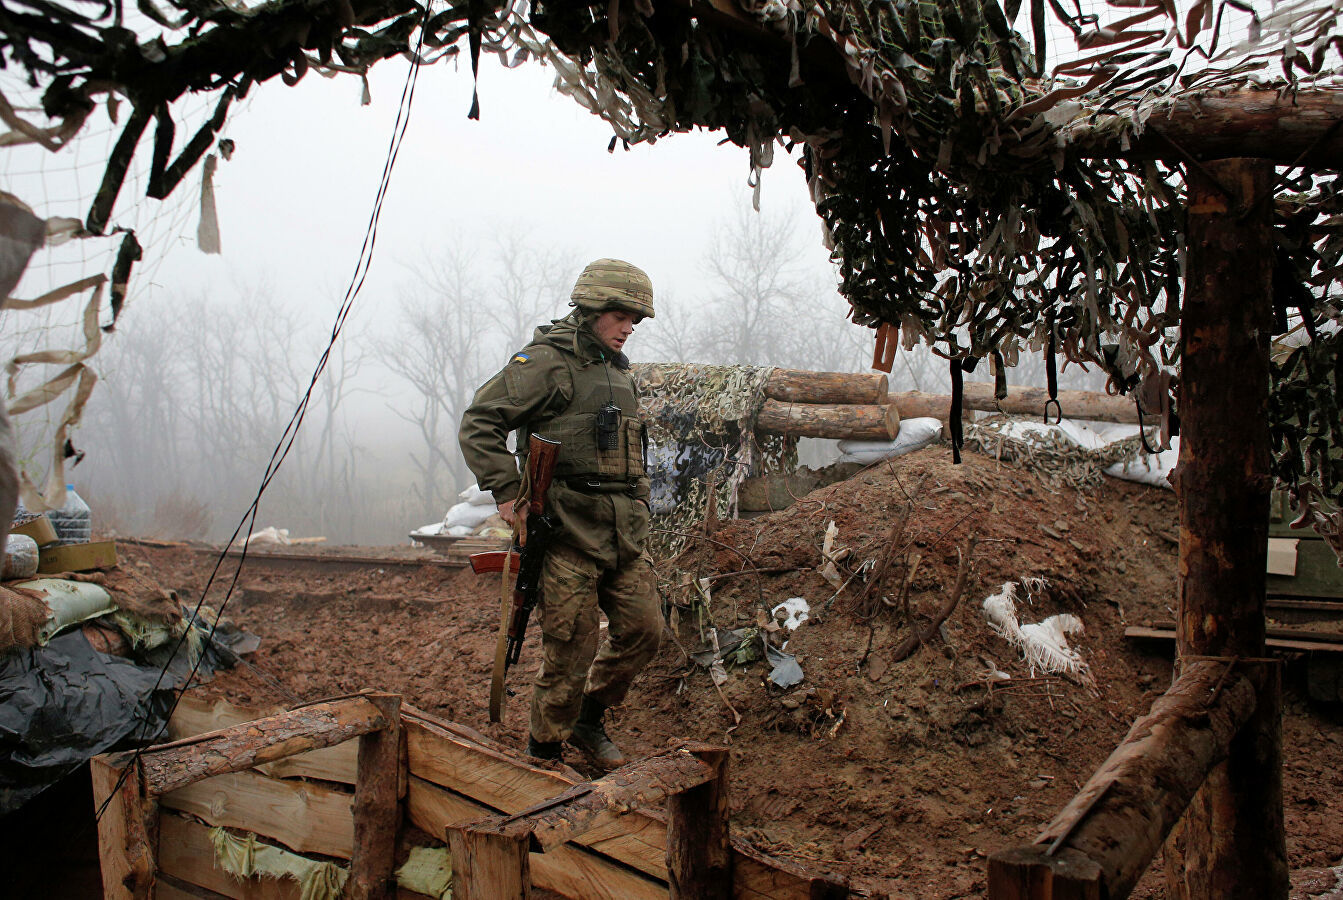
1125, 624, 1343, 653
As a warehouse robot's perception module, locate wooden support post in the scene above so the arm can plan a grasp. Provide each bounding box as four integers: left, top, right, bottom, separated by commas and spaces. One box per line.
448, 819, 532, 900
667, 745, 731, 900
1166, 157, 1288, 900
987, 846, 1101, 900
91, 751, 158, 900
140, 695, 388, 796
347, 692, 404, 900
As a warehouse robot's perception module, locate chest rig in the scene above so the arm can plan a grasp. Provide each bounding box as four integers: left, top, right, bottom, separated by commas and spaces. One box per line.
526, 351, 647, 491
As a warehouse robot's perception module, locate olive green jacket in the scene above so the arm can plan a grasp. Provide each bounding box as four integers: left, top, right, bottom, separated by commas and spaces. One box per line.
459, 312, 651, 569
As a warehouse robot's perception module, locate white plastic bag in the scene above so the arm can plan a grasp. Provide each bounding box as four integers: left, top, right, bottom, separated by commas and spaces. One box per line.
837, 417, 943, 463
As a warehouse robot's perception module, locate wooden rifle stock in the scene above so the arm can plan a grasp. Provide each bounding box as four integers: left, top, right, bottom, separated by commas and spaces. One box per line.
470, 434, 561, 670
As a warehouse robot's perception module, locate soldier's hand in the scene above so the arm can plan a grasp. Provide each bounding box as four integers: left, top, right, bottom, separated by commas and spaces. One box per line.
499, 499, 528, 531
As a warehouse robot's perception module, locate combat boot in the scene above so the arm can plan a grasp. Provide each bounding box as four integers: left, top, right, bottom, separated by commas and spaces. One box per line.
567, 695, 625, 770
525, 735, 563, 762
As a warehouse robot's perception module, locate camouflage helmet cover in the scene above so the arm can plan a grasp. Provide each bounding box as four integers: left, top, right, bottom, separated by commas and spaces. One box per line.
569, 258, 655, 319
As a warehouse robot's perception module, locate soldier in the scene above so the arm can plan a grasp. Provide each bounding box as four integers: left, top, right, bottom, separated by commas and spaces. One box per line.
459, 258, 662, 769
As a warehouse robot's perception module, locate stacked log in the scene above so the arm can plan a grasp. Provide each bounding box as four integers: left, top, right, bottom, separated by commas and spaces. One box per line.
890, 384, 1140, 424
756, 369, 899, 441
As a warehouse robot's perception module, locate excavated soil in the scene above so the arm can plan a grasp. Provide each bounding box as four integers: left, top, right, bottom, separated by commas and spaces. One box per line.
125, 446, 1343, 899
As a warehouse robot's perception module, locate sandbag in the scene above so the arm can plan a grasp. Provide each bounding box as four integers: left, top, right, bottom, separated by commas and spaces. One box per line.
2, 534, 38, 579
442, 500, 497, 530
836, 417, 943, 463
1104, 436, 1179, 489
457, 483, 497, 507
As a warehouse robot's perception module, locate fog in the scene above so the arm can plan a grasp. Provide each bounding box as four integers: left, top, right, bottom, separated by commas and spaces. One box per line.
4, 54, 1101, 545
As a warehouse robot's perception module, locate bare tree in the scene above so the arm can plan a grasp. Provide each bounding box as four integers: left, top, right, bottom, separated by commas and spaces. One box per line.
379, 246, 493, 518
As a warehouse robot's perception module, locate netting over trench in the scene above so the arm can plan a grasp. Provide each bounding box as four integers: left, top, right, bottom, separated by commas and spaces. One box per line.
631, 363, 795, 558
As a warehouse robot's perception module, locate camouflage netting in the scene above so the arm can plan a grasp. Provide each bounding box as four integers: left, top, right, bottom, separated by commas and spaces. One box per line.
7, 0, 1343, 549
631, 363, 794, 558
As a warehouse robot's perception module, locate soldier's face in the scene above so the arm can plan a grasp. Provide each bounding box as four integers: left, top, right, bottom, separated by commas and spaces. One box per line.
592, 310, 640, 354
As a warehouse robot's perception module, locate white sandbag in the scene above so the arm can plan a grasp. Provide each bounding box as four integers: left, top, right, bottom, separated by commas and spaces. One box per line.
410, 522, 443, 538
446, 524, 473, 537
442, 500, 497, 530
457, 483, 497, 507
837, 417, 944, 463
2, 533, 38, 579
1104, 436, 1179, 489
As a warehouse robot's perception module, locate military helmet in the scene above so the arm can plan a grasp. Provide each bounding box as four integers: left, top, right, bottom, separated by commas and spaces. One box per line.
569, 258, 655, 319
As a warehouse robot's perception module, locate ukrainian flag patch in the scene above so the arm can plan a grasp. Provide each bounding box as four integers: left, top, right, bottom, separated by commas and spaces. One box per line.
511, 352, 531, 364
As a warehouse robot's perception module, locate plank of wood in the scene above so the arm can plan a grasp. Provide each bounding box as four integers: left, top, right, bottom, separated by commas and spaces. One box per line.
168, 694, 358, 785
755, 399, 899, 441
158, 814, 438, 900
349, 693, 403, 900
763, 369, 888, 406
1124, 626, 1343, 654
159, 814, 303, 900
407, 775, 667, 900
160, 769, 354, 859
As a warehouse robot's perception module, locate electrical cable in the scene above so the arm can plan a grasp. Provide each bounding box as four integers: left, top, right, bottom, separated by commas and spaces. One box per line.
82, 3, 434, 831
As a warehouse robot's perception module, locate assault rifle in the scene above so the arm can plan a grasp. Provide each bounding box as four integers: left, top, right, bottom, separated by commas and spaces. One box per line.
469, 434, 560, 721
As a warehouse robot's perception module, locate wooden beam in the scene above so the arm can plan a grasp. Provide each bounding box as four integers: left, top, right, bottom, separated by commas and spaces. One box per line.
756, 399, 899, 440
91, 752, 158, 900
347, 693, 404, 900
764, 369, 888, 406
515, 748, 715, 852
667, 746, 731, 900
1166, 157, 1288, 900
448, 819, 532, 900
143, 696, 386, 796
1073, 90, 1343, 166
890, 384, 1140, 424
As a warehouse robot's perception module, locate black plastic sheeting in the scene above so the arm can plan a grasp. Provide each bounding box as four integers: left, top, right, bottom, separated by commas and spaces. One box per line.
0, 630, 179, 815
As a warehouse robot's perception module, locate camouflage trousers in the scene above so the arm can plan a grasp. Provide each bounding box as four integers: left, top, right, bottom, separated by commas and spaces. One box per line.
529, 541, 661, 743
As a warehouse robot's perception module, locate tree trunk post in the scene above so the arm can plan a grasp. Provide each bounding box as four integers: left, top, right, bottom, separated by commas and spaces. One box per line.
1165, 157, 1288, 899
447, 820, 532, 900
667, 745, 731, 900
346, 692, 404, 900
91, 751, 158, 900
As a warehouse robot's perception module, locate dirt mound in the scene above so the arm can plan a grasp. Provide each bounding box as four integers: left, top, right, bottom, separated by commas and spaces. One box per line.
140, 446, 1343, 899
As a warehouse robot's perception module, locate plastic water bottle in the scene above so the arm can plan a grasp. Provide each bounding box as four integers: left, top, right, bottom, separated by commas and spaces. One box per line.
49, 484, 92, 544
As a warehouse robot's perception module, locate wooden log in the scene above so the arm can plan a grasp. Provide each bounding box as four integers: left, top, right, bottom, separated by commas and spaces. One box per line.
520, 748, 715, 852
448, 819, 532, 900
347, 693, 403, 900
755, 399, 899, 440
142, 696, 387, 796
168, 695, 358, 785
763, 368, 888, 406
1006, 660, 1259, 900
1166, 157, 1288, 900
91, 752, 158, 900
889, 384, 1140, 424
667, 746, 731, 900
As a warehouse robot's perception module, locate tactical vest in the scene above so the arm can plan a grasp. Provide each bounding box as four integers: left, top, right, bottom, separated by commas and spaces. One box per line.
525, 350, 647, 490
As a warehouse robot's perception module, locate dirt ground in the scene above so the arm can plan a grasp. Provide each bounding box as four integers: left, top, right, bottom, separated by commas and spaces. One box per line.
125, 446, 1343, 899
